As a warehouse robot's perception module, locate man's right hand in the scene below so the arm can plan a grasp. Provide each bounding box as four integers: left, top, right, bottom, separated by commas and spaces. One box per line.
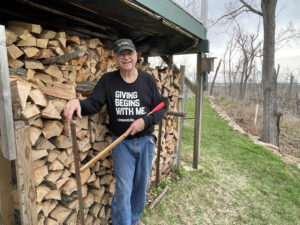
64, 98, 82, 121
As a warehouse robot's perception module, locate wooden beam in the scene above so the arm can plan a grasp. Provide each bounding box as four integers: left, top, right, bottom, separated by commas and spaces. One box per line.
193, 53, 204, 169
0, 144, 15, 225
184, 76, 196, 94
14, 121, 37, 225
0, 25, 17, 160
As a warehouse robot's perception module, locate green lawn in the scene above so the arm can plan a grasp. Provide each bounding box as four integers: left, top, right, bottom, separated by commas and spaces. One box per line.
141, 97, 300, 225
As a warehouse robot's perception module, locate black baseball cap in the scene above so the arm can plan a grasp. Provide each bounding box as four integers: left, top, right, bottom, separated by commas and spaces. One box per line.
114, 39, 136, 54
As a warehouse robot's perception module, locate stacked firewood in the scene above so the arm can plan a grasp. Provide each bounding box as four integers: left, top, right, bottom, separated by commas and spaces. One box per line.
141, 67, 182, 185
6, 21, 182, 224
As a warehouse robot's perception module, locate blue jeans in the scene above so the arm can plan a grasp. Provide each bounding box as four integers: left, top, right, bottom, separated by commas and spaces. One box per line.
111, 135, 155, 225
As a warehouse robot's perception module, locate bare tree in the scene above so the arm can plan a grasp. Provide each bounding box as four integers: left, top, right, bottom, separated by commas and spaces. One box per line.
210, 59, 222, 95
234, 23, 262, 99
213, 0, 284, 146
223, 35, 239, 96
286, 73, 294, 101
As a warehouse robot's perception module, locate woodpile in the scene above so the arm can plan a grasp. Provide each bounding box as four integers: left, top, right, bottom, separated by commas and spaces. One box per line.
140, 66, 183, 185
6, 21, 183, 224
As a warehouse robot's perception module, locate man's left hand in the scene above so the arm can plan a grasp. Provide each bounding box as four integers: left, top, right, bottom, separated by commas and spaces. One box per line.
125, 118, 145, 136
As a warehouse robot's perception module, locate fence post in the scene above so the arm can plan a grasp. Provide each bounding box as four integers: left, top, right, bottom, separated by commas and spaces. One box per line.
193, 52, 204, 169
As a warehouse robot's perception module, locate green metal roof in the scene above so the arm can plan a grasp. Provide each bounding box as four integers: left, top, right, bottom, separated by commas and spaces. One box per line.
1, 0, 209, 54
135, 0, 207, 40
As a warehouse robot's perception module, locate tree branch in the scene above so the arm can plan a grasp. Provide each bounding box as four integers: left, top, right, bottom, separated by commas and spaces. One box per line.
239, 0, 263, 16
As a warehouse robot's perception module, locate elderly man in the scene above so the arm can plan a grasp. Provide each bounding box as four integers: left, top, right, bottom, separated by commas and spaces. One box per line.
64, 39, 166, 225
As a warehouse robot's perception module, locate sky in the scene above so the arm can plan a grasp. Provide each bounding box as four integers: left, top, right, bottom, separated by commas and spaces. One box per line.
168, 0, 300, 83
207, 0, 300, 82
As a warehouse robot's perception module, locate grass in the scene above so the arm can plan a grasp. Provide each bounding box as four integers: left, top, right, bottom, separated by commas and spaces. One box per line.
141, 97, 300, 225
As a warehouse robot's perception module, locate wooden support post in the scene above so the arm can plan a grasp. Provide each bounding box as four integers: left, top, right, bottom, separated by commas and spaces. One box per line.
0, 146, 15, 225
176, 85, 188, 168
193, 53, 204, 169
176, 65, 186, 167
155, 120, 163, 188
14, 121, 37, 225
0, 25, 17, 160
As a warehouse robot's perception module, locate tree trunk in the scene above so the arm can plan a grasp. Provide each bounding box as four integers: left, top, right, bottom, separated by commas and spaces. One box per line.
210, 59, 222, 96
239, 58, 247, 98
286, 73, 294, 101
261, 0, 279, 146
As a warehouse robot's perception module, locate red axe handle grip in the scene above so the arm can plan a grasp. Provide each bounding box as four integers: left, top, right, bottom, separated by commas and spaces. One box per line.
147, 101, 165, 116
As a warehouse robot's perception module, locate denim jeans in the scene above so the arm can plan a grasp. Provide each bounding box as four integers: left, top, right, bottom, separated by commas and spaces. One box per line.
111, 135, 155, 225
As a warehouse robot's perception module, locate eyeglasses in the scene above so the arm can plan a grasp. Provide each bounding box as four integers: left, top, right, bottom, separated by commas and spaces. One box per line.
117, 51, 136, 58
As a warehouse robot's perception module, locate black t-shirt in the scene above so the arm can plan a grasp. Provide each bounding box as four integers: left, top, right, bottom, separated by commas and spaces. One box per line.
80, 69, 166, 138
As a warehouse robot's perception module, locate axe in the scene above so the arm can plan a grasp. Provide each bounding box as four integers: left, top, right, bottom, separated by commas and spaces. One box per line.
80, 99, 168, 172
70, 116, 85, 225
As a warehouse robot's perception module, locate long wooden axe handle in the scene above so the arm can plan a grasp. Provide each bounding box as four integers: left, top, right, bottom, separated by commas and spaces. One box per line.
80, 101, 166, 172
70, 118, 85, 225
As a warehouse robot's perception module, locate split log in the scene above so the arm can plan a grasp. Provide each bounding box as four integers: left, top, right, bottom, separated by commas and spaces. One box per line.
34, 164, 48, 186
41, 101, 62, 119
57, 151, 69, 165
29, 126, 42, 146
49, 159, 64, 171
92, 142, 108, 152
100, 174, 114, 185
47, 149, 61, 163
37, 214, 45, 225
9, 21, 42, 34
56, 177, 69, 190
44, 82, 76, 100
7, 44, 23, 59
42, 50, 86, 65
39, 30, 56, 39
21, 103, 40, 119
37, 39, 49, 48
55, 135, 72, 149
32, 117, 43, 128
33, 73, 54, 84
49, 205, 72, 224
45, 170, 63, 185
9, 67, 27, 76
34, 49, 56, 59
29, 88, 47, 107
32, 149, 48, 161
83, 193, 94, 208
10, 80, 32, 110
36, 185, 51, 202
8, 58, 24, 68
17, 33, 37, 47
23, 47, 40, 58
42, 200, 58, 217
67, 36, 80, 45
42, 120, 64, 139
25, 59, 44, 70
61, 178, 77, 195
5, 29, 18, 45
44, 190, 61, 201
90, 203, 101, 217
35, 137, 56, 150
63, 212, 77, 224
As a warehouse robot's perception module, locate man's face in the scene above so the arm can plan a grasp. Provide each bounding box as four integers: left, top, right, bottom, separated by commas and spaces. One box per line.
114, 50, 138, 72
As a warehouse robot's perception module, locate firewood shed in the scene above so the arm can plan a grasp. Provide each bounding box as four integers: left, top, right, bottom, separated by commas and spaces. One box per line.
0, 0, 210, 224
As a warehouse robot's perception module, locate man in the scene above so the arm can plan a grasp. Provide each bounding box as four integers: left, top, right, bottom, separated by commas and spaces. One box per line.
64, 39, 166, 225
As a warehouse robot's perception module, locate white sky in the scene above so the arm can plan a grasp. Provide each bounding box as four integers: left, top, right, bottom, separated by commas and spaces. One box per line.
154, 0, 300, 83
207, 0, 300, 83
